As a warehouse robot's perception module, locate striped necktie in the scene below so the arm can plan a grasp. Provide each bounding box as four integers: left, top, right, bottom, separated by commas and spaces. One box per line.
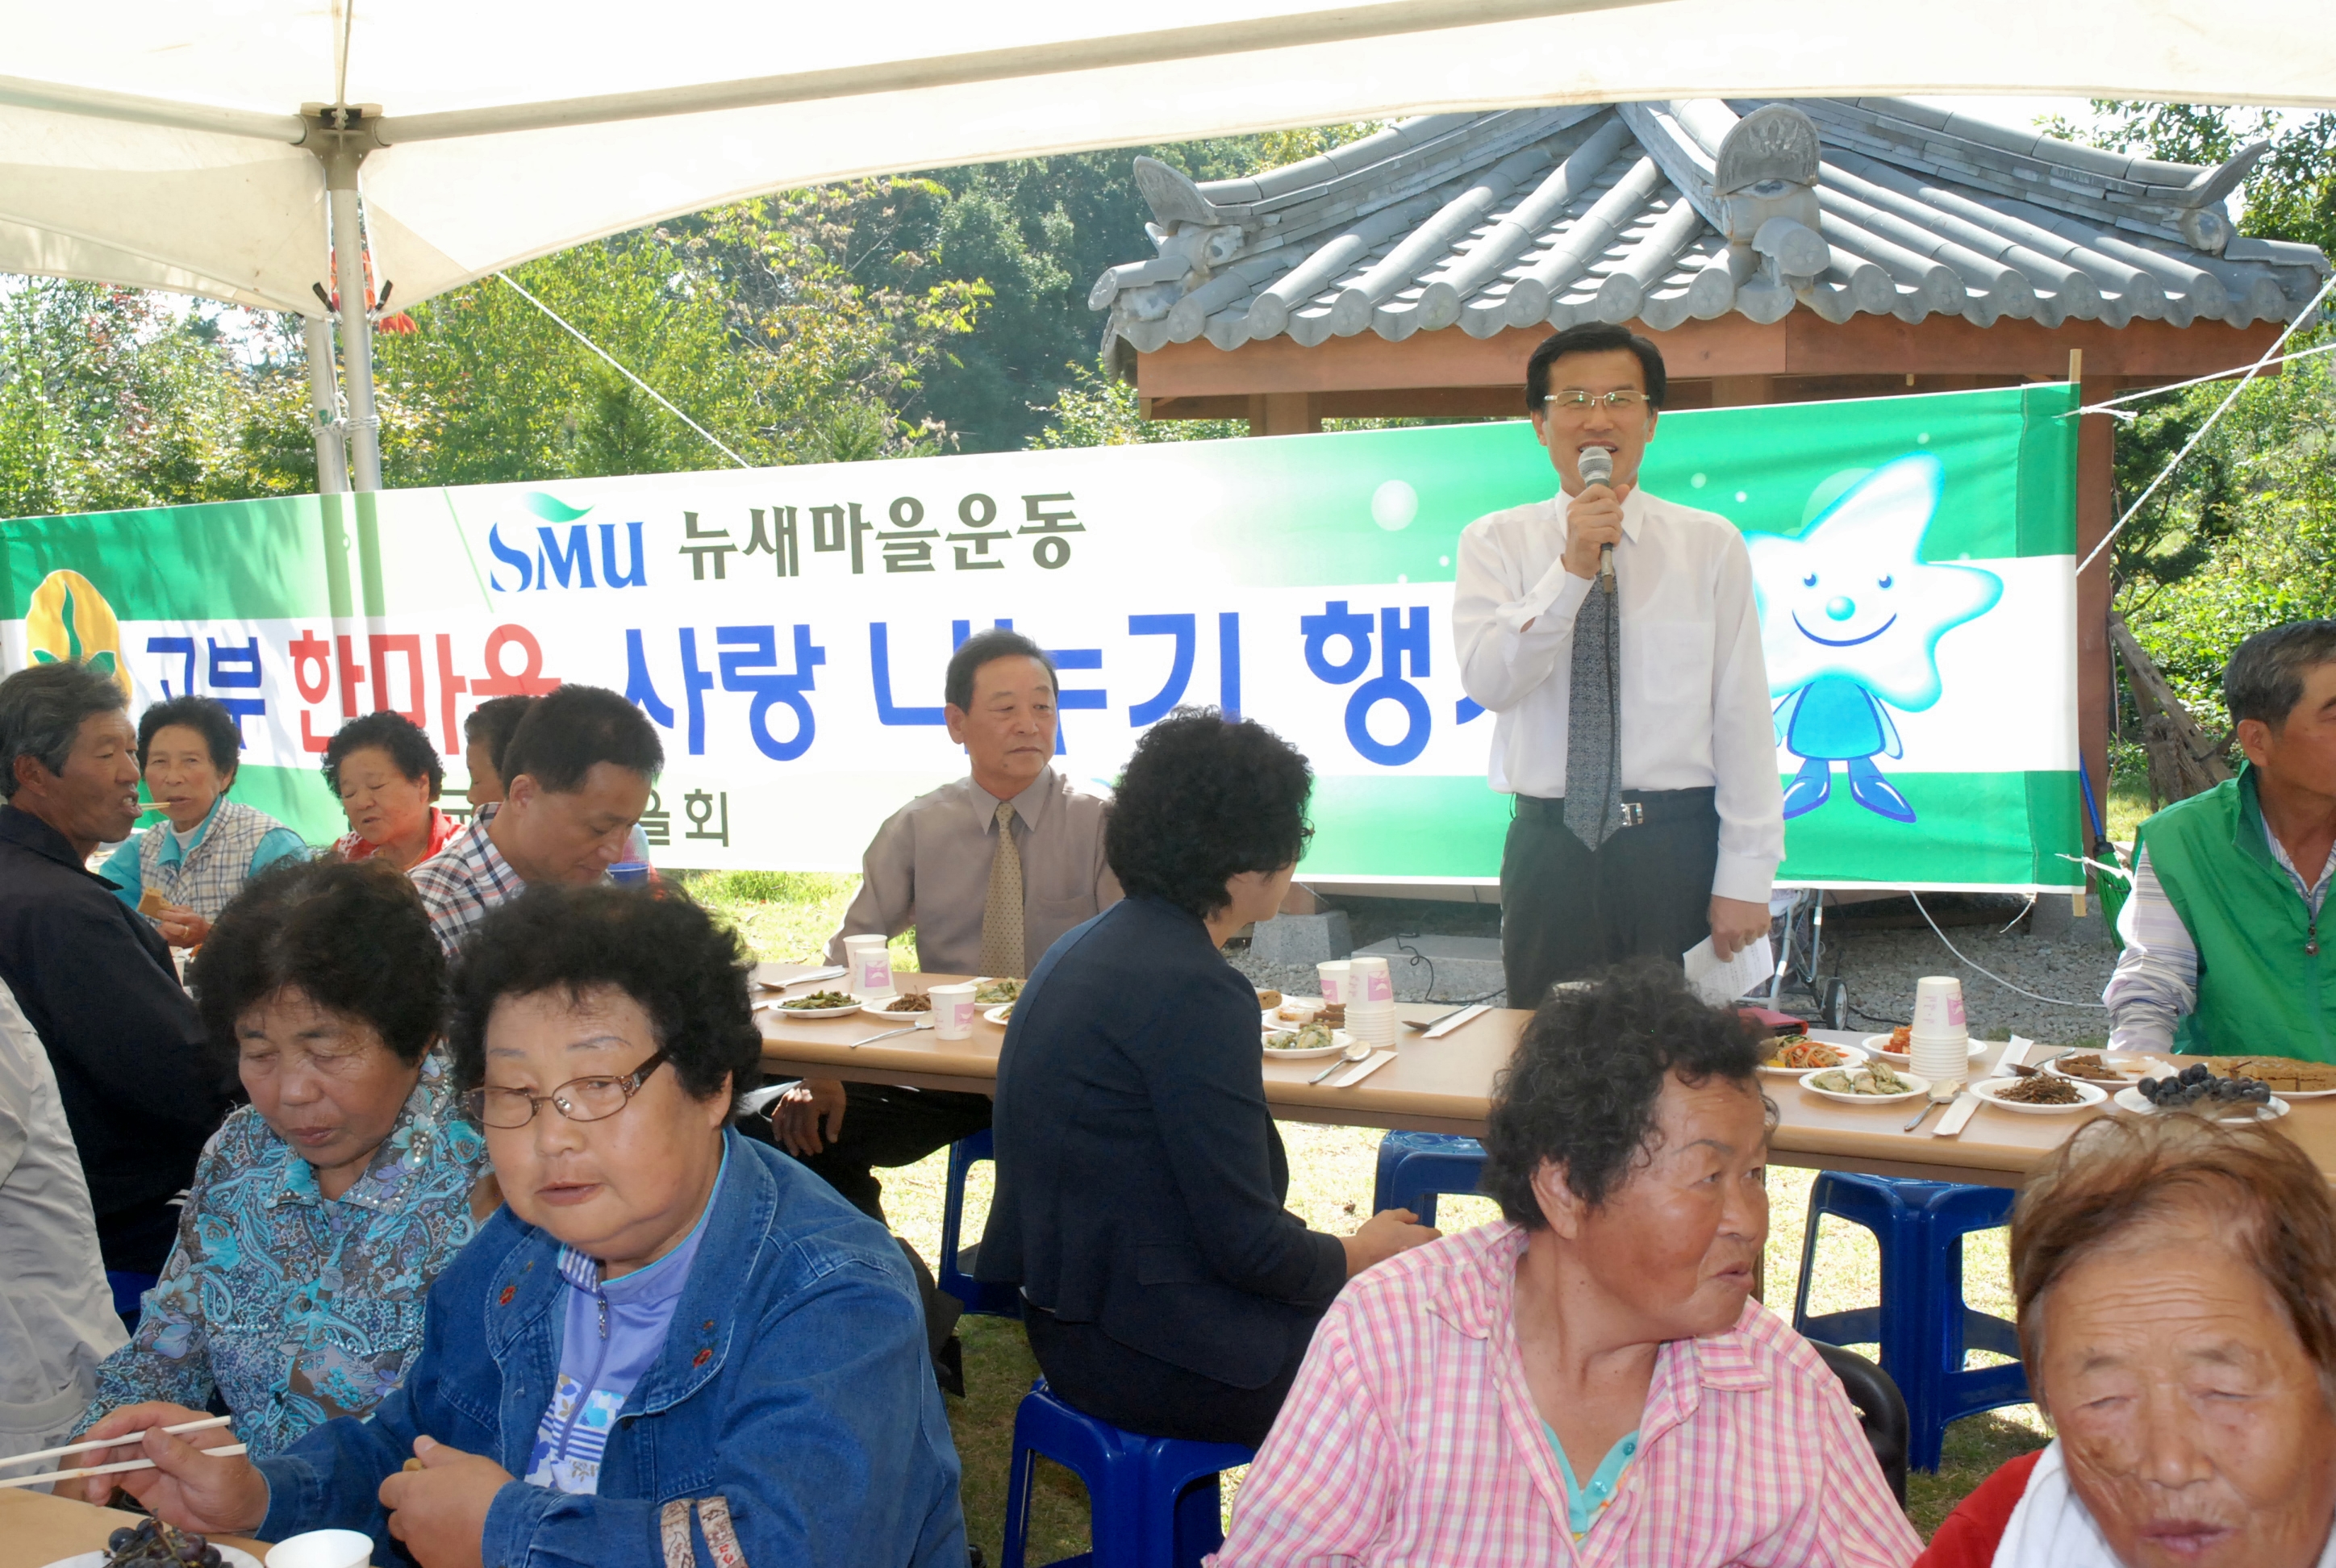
979, 799, 1026, 978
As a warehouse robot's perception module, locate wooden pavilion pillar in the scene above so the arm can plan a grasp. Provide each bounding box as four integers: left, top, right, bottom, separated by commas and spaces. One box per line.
1247, 391, 1321, 436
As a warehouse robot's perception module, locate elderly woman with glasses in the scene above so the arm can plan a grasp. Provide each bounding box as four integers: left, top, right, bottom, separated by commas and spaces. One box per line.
1214, 962, 1920, 1566
1919, 1114, 2336, 1568
66, 858, 489, 1475
91, 882, 965, 1568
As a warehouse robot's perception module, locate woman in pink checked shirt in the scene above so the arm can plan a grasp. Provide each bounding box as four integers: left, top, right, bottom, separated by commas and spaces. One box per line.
1213, 963, 1921, 1568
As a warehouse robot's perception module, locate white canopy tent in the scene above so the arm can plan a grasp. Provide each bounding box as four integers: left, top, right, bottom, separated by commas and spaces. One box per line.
5, 0, 2332, 490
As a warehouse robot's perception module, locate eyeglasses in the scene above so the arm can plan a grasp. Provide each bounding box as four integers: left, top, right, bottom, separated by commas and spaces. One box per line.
462, 1051, 667, 1128
1539, 389, 1650, 412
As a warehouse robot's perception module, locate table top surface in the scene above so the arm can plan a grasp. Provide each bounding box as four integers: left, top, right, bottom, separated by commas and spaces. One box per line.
757, 962, 2336, 1189
0, 1491, 270, 1567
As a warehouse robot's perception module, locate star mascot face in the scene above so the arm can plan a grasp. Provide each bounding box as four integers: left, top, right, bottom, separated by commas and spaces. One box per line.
1746, 455, 2000, 824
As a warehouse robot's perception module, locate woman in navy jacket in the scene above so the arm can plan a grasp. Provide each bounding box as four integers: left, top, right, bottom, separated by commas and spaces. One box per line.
977, 709, 1437, 1446
78, 882, 965, 1568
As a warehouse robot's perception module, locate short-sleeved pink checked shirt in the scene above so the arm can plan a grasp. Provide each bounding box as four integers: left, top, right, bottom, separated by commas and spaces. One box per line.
1213, 1222, 1921, 1568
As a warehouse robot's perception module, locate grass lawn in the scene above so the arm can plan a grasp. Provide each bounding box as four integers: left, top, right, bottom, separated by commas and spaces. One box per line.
688, 870, 2048, 1558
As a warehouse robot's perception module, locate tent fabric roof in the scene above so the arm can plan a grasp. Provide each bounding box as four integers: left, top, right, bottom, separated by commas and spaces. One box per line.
3, 1, 2334, 319
1095, 98, 2334, 358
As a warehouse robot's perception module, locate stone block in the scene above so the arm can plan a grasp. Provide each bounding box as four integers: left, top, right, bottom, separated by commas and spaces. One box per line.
1351, 934, 1506, 1003
1250, 910, 1354, 965
2029, 891, 2112, 947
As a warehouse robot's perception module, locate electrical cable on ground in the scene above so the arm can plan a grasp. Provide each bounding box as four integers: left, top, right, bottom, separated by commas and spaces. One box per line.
493, 272, 753, 469
1909, 890, 2108, 1010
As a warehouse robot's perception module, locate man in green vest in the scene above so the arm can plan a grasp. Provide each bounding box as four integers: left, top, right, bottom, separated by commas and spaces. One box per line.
2106, 619, 2336, 1060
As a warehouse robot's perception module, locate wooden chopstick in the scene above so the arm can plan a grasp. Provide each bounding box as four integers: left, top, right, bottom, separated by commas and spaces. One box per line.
0, 1441, 246, 1489
0, 1413, 232, 1470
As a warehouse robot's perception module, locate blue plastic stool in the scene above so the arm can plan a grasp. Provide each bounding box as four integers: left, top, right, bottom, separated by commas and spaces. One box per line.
1370, 1131, 1487, 1228
106, 1270, 157, 1335
938, 1129, 1020, 1319
1792, 1173, 2026, 1472
1001, 1379, 1254, 1568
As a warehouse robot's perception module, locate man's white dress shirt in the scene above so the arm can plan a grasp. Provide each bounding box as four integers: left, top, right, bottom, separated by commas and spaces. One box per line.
1452, 485, 1785, 905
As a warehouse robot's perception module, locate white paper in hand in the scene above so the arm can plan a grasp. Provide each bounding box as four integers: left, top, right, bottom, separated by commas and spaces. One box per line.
1682, 933, 1775, 1009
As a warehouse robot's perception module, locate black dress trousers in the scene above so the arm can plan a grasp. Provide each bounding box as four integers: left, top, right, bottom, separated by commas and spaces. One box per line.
1499, 790, 1721, 1009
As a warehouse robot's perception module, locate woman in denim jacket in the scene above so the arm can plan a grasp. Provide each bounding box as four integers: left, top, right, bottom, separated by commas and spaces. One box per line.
85, 882, 966, 1568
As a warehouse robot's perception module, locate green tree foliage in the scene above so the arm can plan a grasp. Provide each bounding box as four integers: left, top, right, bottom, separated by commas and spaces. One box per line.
0, 281, 313, 519
373, 186, 986, 484
2035, 104, 2336, 737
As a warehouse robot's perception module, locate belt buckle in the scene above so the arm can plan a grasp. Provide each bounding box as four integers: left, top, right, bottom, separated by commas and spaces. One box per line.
1617, 800, 1645, 828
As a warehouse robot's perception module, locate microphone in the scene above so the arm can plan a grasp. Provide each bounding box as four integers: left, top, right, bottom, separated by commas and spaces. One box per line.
1579, 447, 1616, 592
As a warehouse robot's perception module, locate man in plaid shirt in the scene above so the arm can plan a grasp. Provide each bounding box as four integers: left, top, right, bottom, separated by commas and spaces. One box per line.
413, 686, 662, 957
1213, 966, 1919, 1567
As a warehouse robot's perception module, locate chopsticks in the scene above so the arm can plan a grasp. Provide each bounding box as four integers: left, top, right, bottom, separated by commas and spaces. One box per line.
0, 1428, 245, 1490
0, 1413, 230, 1471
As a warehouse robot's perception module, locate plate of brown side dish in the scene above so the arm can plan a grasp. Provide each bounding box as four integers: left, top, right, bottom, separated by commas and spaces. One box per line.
2202, 1055, 2336, 1099
1970, 1074, 2109, 1115
864, 992, 933, 1017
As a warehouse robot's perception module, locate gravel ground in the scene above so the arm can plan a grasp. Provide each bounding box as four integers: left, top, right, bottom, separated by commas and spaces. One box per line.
1824, 924, 2117, 1045
1230, 911, 2121, 1045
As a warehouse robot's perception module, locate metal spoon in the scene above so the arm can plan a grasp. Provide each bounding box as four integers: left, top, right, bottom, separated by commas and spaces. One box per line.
845, 1020, 932, 1049
1308, 1039, 1374, 1085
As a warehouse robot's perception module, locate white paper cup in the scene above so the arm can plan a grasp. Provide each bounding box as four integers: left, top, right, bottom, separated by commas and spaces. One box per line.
266, 1531, 374, 1568
930, 982, 978, 1040
1912, 976, 1967, 1035
844, 935, 894, 996
1316, 961, 1352, 1007
1348, 956, 1395, 1005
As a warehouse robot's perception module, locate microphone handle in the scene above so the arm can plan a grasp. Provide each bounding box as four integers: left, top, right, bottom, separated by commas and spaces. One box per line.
1598, 541, 1616, 592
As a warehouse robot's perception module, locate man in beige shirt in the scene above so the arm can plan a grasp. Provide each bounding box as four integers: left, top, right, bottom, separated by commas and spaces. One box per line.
777, 628, 1119, 1224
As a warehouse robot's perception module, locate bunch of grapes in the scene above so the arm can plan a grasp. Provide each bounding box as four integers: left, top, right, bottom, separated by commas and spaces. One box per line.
2137, 1062, 2272, 1109
103, 1520, 224, 1567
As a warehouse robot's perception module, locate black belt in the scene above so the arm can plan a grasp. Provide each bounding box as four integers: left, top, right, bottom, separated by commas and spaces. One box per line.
1515, 786, 1716, 829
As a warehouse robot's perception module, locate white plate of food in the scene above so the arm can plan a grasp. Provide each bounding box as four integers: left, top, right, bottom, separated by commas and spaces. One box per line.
1262, 1023, 1353, 1061
2114, 1081, 2291, 1123
766, 989, 863, 1020
974, 977, 1023, 1007
861, 993, 935, 1020
1863, 1032, 1988, 1068
983, 1003, 1016, 1027
1800, 1062, 1929, 1105
1968, 1074, 2110, 1116
1262, 1001, 1324, 1030
45, 1537, 262, 1568
1757, 1036, 1869, 1077
2038, 1050, 2165, 1086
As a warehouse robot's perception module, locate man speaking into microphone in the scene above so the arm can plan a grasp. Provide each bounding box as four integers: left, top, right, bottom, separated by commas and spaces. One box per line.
1453, 323, 1784, 1007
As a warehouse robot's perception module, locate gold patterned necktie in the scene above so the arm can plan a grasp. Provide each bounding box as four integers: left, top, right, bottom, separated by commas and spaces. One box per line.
979, 798, 1026, 978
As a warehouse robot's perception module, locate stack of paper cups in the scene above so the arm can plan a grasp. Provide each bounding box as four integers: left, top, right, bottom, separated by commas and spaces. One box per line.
1344, 955, 1400, 1048
1908, 975, 1970, 1089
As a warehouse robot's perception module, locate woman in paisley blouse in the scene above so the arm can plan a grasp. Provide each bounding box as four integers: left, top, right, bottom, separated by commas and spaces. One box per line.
65, 857, 492, 1472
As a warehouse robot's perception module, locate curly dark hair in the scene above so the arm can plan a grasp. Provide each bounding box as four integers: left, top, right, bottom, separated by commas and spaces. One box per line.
1105, 707, 1312, 920
191, 857, 445, 1065
499, 684, 663, 794
322, 711, 444, 802
1480, 961, 1772, 1224
446, 882, 759, 1107
138, 695, 244, 786
463, 694, 537, 781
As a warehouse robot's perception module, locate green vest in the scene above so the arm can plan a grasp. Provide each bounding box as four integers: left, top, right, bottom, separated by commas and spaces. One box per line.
2136, 767, 2332, 1061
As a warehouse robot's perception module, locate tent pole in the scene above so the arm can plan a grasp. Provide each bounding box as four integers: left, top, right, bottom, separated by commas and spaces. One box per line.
302, 312, 349, 494
324, 150, 383, 492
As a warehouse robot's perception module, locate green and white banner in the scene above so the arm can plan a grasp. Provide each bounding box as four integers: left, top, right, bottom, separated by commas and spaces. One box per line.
0, 382, 2080, 889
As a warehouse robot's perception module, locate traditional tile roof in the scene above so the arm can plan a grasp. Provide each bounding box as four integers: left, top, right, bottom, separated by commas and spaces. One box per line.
1094, 99, 2331, 358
